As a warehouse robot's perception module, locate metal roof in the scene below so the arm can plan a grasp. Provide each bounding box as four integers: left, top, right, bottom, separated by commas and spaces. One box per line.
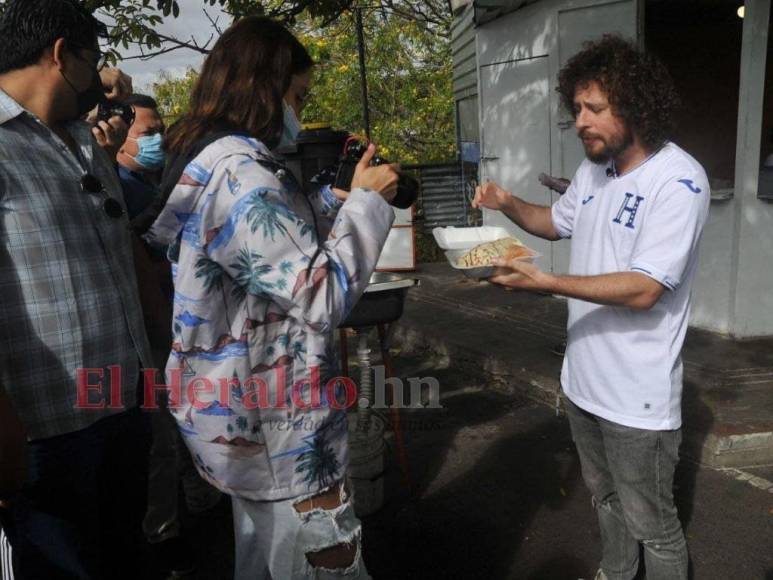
468, 0, 542, 25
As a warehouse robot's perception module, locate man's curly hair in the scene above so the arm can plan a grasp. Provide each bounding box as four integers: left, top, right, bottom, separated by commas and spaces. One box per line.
557, 35, 680, 150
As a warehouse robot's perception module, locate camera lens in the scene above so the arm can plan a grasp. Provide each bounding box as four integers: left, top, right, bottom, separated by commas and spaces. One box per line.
391, 174, 419, 209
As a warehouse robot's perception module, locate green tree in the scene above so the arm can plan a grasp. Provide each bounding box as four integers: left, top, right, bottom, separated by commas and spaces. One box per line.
89, 0, 451, 63
0, 1, 357, 61
298, 8, 455, 163
151, 8, 455, 164
0, 1, 451, 62
153, 68, 198, 124
0, 0, 455, 161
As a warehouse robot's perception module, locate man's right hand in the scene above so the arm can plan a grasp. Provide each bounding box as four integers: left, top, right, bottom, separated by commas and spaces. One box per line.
91, 115, 129, 159
99, 67, 133, 101
472, 180, 512, 212
350, 144, 399, 203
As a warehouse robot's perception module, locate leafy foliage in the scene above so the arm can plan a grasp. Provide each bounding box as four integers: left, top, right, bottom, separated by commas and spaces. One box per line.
93, 1, 356, 60
154, 68, 198, 123
298, 8, 455, 163
0, 0, 455, 162
151, 5, 455, 164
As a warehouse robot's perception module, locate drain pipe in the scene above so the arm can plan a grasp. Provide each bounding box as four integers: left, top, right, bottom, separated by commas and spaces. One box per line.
356, 328, 372, 433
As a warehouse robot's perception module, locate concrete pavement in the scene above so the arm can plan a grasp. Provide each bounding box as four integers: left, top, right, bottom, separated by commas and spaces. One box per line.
165, 262, 773, 578
175, 348, 773, 579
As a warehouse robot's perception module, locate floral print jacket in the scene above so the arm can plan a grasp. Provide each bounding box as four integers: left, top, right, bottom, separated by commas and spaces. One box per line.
147, 135, 394, 501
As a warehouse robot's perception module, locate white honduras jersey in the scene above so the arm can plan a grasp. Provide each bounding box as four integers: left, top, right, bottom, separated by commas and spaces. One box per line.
551, 142, 710, 430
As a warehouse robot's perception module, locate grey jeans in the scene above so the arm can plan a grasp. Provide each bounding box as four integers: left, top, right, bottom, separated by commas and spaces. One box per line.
565, 398, 688, 580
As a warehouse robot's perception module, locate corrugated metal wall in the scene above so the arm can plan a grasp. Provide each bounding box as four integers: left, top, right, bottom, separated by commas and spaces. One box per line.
404, 163, 478, 229
473, 0, 540, 26
452, 4, 477, 102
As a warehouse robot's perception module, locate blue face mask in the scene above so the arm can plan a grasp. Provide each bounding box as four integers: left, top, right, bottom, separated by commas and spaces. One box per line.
277, 101, 302, 150
129, 132, 165, 170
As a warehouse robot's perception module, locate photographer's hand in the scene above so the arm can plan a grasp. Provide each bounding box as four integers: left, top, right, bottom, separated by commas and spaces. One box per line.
99, 67, 134, 101
92, 115, 128, 160
350, 144, 399, 203
84, 68, 134, 125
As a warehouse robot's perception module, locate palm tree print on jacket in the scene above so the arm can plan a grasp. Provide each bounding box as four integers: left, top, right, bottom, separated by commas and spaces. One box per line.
230, 248, 274, 304
195, 255, 226, 293
194, 255, 233, 325
294, 412, 347, 490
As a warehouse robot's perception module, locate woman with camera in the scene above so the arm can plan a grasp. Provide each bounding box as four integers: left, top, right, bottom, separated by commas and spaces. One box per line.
147, 16, 398, 579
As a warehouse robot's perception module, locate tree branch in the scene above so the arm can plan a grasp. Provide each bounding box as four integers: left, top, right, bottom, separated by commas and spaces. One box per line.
155, 32, 213, 54
119, 43, 192, 61
203, 6, 225, 35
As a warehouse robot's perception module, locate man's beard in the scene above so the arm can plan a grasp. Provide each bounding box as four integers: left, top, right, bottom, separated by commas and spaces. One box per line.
581, 126, 633, 164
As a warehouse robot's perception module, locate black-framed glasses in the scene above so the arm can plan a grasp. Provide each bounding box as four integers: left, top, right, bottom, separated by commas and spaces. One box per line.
69, 42, 108, 71
80, 174, 125, 219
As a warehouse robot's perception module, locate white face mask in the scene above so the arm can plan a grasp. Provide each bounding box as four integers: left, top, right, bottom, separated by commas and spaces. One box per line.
278, 100, 302, 149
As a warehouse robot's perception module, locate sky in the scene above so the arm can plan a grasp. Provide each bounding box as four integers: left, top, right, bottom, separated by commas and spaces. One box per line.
106, 1, 232, 94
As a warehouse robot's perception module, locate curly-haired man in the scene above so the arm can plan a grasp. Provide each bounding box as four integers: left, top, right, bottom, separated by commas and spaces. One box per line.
473, 35, 708, 580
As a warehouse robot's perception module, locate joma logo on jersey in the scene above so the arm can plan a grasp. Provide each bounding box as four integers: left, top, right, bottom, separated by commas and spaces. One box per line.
677, 179, 701, 193
613, 193, 645, 229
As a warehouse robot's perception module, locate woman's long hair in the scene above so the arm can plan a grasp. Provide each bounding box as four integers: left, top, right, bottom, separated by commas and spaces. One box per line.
165, 16, 313, 155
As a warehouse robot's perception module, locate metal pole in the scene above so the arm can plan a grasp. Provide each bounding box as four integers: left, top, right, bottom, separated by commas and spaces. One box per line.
355, 7, 371, 140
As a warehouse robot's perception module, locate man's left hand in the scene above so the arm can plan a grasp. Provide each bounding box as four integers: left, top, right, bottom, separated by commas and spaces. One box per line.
92, 115, 128, 159
488, 257, 551, 291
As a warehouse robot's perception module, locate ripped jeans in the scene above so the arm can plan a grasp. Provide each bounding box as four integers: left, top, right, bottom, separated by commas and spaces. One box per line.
232, 480, 370, 580
565, 399, 688, 580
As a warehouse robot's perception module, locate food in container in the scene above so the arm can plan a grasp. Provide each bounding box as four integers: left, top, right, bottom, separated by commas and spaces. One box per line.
456, 237, 531, 267
432, 226, 539, 279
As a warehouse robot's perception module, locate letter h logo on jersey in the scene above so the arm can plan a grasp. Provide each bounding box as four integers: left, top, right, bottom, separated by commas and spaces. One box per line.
613, 193, 645, 229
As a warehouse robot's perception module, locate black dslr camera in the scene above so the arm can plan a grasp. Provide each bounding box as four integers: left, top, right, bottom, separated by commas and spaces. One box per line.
96, 101, 135, 126
333, 139, 418, 209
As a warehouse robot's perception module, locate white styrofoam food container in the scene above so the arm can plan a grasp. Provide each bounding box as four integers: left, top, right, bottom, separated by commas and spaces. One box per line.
432, 226, 514, 250
432, 226, 539, 279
